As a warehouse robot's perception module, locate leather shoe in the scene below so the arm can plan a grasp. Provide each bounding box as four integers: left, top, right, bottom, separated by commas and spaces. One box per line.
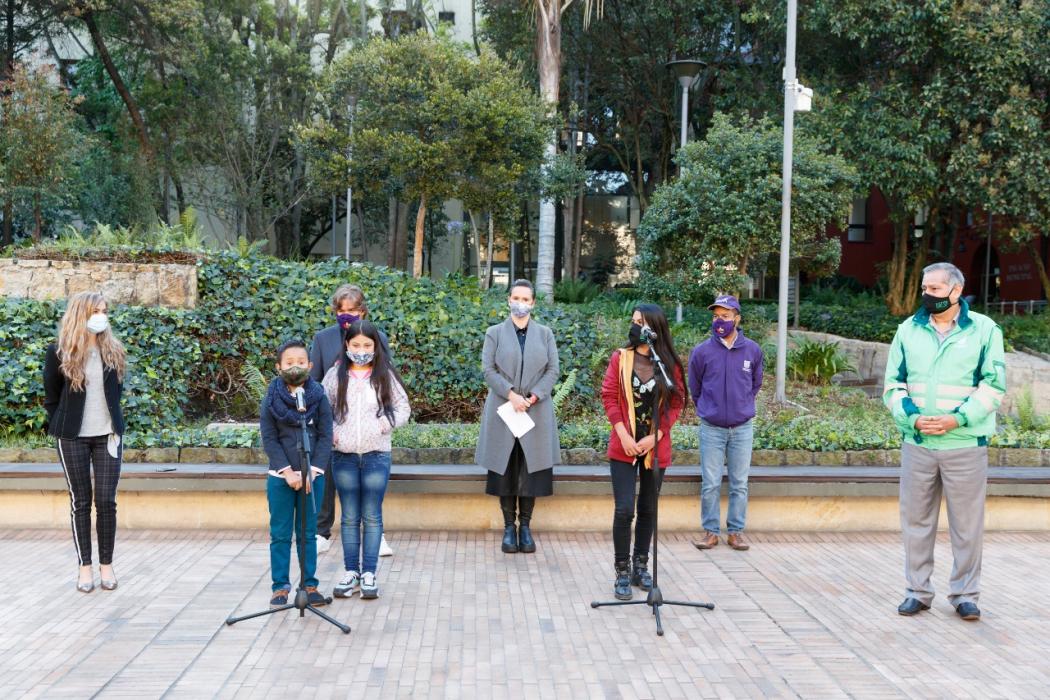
897, 598, 930, 616
501, 525, 518, 553
517, 524, 536, 553
955, 602, 981, 621
727, 533, 750, 551
693, 532, 719, 550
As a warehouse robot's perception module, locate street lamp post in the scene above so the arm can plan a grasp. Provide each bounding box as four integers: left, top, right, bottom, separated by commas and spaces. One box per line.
665, 58, 706, 323
774, 0, 813, 403
345, 96, 356, 262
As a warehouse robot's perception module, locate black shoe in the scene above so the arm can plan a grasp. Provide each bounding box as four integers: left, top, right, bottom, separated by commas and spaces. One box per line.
630, 554, 653, 591
614, 561, 633, 601
518, 524, 536, 553
305, 587, 328, 607
270, 589, 289, 608
955, 602, 981, 621
501, 525, 519, 553
897, 598, 930, 616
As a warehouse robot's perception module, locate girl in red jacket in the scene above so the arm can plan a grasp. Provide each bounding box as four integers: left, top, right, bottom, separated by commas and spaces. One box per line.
600, 303, 685, 601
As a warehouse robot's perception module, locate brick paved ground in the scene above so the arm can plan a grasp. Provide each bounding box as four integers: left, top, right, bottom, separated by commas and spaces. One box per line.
2, 529, 1049, 699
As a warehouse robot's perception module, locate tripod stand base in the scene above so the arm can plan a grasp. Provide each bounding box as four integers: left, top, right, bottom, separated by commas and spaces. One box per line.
591, 586, 714, 636
226, 587, 351, 634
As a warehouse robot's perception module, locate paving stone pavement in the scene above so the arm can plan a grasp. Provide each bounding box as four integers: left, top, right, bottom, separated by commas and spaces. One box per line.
2, 529, 1049, 699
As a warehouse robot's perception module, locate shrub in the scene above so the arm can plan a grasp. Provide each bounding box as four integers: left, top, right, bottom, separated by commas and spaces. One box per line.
554, 278, 601, 304
786, 335, 857, 384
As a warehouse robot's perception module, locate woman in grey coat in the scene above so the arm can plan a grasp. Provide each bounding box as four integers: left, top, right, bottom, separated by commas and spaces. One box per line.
475, 279, 561, 554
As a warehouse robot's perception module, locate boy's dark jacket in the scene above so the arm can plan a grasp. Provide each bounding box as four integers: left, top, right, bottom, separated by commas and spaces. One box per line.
260, 378, 333, 473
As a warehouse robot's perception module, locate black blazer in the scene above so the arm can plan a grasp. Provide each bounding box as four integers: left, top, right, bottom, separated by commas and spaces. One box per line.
43, 344, 125, 439
259, 391, 334, 473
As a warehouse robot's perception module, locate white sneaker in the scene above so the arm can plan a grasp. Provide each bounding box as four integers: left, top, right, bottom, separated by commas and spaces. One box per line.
360, 571, 379, 599
316, 535, 331, 554
333, 570, 359, 598
379, 535, 394, 557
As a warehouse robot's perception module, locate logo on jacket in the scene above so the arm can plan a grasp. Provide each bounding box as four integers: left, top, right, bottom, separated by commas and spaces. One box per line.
743, 360, 752, 373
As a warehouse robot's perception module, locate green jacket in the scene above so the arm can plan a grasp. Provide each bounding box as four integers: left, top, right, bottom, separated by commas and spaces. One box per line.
883, 300, 1006, 450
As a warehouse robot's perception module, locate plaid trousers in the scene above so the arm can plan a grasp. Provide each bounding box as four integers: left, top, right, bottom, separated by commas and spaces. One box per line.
56, 435, 122, 566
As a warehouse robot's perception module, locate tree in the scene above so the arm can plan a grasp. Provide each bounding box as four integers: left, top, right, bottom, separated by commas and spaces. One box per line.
803, 0, 1050, 312
0, 62, 86, 241
637, 112, 856, 305
303, 33, 550, 279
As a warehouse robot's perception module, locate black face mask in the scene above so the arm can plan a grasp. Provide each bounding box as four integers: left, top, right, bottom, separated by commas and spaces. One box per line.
628, 323, 643, 348
922, 293, 955, 315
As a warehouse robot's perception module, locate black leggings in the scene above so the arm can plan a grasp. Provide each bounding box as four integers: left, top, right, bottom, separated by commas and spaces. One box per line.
610, 459, 661, 562
57, 435, 122, 566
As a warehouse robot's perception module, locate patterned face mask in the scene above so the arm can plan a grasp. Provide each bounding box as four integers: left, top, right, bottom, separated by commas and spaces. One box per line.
509, 301, 532, 318
347, 351, 375, 366
279, 366, 309, 386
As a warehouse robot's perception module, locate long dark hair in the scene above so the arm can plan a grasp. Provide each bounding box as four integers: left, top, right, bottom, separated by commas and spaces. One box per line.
628, 303, 686, 405
334, 320, 405, 424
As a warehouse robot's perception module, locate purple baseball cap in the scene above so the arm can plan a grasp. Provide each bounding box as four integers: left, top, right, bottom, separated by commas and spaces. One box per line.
707, 294, 741, 313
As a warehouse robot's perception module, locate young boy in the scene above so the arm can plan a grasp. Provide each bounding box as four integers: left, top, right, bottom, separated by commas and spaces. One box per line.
260, 339, 334, 607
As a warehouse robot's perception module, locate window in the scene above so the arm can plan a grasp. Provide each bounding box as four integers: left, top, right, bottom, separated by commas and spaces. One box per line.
846, 197, 870, 242
438, 11, 455, 24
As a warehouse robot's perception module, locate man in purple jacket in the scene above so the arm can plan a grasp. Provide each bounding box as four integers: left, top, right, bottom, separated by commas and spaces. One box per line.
688, 294, 763, 551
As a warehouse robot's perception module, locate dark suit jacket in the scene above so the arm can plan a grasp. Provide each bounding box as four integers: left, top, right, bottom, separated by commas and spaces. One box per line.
43, 344, 125, 439
309, 324, 392, 382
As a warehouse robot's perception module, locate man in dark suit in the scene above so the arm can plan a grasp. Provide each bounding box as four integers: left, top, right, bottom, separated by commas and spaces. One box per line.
310, 284, 394, 555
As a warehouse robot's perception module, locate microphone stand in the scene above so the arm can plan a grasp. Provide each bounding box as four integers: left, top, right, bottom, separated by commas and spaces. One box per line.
227, 390, 350, 634
591, 336, 714, 636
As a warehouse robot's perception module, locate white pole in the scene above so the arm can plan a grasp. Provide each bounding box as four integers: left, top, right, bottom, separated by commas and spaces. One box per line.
676, 81, 690, 324
345, 97, 356, 262
774, 0, 798, 404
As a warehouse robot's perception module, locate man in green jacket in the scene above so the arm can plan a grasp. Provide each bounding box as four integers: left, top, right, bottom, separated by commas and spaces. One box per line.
883, 262, 1006, 622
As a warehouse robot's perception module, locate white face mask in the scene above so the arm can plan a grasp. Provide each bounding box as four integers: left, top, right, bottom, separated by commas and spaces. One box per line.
86, 313, 109, 335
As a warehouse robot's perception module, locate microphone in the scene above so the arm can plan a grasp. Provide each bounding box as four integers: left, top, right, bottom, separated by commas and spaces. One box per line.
640, 325, 658, 342
293, 387, 307, 413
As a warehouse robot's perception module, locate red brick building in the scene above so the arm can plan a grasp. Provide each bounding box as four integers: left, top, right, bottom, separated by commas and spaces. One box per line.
832, 188, 1050, 307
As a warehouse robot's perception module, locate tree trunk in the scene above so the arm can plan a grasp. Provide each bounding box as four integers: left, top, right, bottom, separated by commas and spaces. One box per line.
534, 0, 561, 296
82, 11, 153, 163
357, 202, 368, 263
396, 200, 409, 270
412, 194, 427, 278
32, 193, 41, 242
3, 0, 15, 81
486, 213, 495, 289
1028, 239, 1050, 303
573, 190, 584, 279
561, 197, 574, 284
885, 218, 929, 315
2, 198, 13, 246
467, 209, 483, 287
387, 196, 398, 267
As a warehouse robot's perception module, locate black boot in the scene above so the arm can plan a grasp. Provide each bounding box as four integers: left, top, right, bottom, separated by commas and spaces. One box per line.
631, 554, 653, 591
500, 496, 518, 553
614, 560, 633, 600
517, 497, 537, 553
502, 525, 519, 553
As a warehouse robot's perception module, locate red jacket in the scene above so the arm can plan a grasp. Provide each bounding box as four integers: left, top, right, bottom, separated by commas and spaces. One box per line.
600, 348, 684, 469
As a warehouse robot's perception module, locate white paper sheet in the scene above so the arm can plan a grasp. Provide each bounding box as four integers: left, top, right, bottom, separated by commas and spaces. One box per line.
497, 400, 535, 438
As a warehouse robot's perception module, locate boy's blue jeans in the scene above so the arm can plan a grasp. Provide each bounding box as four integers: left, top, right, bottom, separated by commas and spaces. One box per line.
268, 473, 323, 592
332, 451, 391, 575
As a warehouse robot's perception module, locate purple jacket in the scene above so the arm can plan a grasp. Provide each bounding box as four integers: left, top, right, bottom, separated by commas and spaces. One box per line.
687, 331, 763, 428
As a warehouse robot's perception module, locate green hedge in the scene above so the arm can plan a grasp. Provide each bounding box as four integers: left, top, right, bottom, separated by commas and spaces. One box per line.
0, 252, 599, 437
0, 298, 200, 436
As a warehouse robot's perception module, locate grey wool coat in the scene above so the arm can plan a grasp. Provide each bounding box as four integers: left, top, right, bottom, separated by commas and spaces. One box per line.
475, 317, 561, 474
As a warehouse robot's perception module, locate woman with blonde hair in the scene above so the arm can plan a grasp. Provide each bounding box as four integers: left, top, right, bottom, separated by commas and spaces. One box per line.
43, 292, 127, 593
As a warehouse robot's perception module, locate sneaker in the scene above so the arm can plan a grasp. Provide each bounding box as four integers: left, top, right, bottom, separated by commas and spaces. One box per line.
305, 586, 328, 606
333, 570, 360, 598
270, 589, 290, 608
360, 572, 379, 599
379, 535, 394, 557
316, 535, 331, 554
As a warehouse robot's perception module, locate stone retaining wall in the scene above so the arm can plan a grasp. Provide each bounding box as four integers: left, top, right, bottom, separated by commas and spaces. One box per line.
793, 329, 1050, 415
0, 257, 198, 309
2, 446, 1047, 467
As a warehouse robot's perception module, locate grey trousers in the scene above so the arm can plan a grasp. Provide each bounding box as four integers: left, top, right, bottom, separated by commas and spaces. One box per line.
900, 442, 987, 607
